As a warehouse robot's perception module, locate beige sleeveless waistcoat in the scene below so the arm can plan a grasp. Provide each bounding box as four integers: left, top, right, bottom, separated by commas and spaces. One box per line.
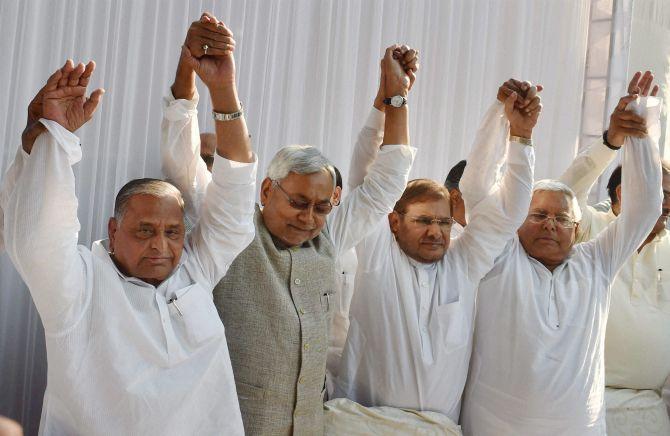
214, 206, 336, 435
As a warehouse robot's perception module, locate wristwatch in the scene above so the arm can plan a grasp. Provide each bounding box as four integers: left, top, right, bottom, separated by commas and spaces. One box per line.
383, 95, 407, 108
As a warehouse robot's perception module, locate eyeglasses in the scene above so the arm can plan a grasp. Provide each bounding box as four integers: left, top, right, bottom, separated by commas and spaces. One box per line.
527, 212, 576, 228
397, 212, 454, 229
272, 180, 333, 215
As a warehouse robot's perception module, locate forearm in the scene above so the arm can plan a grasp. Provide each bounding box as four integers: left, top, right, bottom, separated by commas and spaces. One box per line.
347, 107, 384, 191
188, 153, 257, 284
559, 139, 618, 204
381, 106, 409, 146
160, 88, 210, 222
460, 100, 508, 210
497, 142, 535, 223
329, 144, 416, 255
171, 60, 197, 101
4, 121, 86, 329
210, 85, 253, 163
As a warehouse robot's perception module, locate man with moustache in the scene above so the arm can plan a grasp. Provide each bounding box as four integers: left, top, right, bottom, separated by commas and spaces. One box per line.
161, 13, 419, 434
461, 84, 663, 435
559, 71, 670, 435
334, 79, 540, 429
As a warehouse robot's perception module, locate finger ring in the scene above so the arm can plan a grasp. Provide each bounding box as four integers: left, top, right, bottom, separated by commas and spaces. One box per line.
202, 44, 209, 55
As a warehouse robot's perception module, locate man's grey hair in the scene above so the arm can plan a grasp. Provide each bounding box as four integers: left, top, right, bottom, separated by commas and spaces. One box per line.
532, 179, 582, 222
113, 178, 184, 222
266, 145, 336, 186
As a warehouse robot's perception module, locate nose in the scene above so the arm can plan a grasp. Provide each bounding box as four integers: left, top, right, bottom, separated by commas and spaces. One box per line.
296, 206, 316, 227
150, 233, 168, 252
541, 217, 557, 231
425, 221, 443, 238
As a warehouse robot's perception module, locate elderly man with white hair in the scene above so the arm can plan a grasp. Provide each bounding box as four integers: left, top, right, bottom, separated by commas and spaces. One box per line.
460, 90, 664, 434
0, 19, 258, 435
161, 14, 418, 435
559, 71, 670, 435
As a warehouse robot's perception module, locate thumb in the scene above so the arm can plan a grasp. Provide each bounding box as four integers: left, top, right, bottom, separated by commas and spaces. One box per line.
83, 88, 105, 118
180, 46, 199, 71
504, 91, 518, 114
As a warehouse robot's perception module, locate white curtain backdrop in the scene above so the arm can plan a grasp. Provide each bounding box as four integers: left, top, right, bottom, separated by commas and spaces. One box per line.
0, 0, 594, 433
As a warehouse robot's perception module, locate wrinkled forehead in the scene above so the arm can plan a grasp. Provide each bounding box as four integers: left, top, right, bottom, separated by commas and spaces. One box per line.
530, 190, 573, 215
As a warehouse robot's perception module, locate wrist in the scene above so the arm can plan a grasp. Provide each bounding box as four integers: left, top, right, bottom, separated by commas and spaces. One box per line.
210, 86, 241, 113
603, 129, 622, 149
21, 122, 46, 154
509, 127, 532, 139
171, 66, 196, 100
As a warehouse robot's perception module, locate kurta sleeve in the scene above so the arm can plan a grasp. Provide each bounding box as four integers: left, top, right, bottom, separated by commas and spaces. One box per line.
451, 139, 534, 286
0, 146, 27, 253
449, 99, 534, 285
559, 139, 618, 241
346, 107, 385, 191
327, 143, 416, 258
160, 89, 212, 226
2, 120, 88, 333
584, 97, 663, 281
185, 153, 257, 289
458, 101, 509, 214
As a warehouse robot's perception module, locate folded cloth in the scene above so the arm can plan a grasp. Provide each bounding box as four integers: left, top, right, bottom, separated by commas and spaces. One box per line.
605, 387, 670, 436
324, 398, 461, 435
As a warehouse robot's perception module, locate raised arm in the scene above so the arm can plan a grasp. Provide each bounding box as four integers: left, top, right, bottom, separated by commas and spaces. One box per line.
2, 62, 103, 333
328, 45, 417, 256
459, 80, 541, 214
587, 95, 663, 280
451, 80, 537, 282
176, 13, 257, 285
559, 71, 657, 241
347, 47, 418, 192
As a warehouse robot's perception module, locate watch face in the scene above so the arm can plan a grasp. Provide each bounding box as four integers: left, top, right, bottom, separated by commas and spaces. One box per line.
391, 95, 405, 107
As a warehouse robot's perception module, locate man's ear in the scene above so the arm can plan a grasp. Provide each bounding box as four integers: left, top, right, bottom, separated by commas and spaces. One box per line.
388, 211, 401, 234
260, 177, 273, 207
332, 186, 342, 206
108, 217, 118, 253
615, 184, 622, 205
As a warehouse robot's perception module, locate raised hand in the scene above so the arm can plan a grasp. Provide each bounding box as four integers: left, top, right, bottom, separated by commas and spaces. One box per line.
381, 45, 412, 98
392, 45, 419, 91
22, 61, 103, 153
181, 13, 236, 90
499, 79, 542, 138
42, 84, 104, 132
497, 79, 544, 113
605, 71, 658, 147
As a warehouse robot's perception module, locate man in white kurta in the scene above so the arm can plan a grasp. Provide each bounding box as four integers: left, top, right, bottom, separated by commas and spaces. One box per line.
460, 96, 664, 435
1, 59, 256, 435
559, 120, 670, 432
334, 83, 539, 424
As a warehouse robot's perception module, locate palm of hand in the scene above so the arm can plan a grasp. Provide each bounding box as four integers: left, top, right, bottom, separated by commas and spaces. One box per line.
42, 92, 86, 132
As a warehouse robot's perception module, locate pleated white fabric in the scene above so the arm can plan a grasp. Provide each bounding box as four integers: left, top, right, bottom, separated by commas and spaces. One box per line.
1, 0, 594, 432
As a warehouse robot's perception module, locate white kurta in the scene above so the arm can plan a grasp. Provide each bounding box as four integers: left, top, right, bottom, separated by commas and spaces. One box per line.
1, 118, 257, 435
334, 101, 534, 422
461, 97, 664, 436
559, 137, 670, 435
